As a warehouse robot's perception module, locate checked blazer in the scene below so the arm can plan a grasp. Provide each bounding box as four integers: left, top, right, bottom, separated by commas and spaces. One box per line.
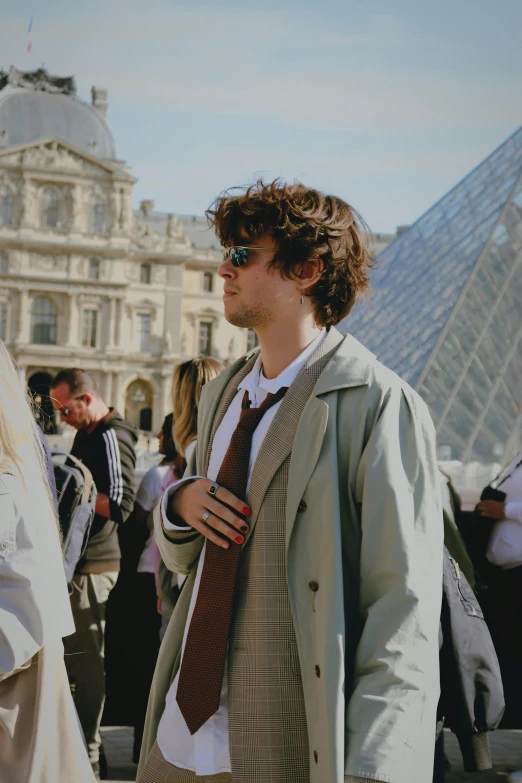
198, 328, 344, 782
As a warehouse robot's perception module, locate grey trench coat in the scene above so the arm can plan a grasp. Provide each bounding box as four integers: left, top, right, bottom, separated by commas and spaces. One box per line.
141, 329, 443, 783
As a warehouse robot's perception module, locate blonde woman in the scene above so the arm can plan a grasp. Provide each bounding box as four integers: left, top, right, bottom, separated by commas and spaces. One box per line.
0, 342, 95, 783
172, 357, 224, 463
156, 357, 223, 638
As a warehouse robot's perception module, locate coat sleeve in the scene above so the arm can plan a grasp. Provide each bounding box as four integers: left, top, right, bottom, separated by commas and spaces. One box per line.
0, 485, 45, 676
153, 443, 204, 574
101, 427, 136, 525
347, 385, 443, 782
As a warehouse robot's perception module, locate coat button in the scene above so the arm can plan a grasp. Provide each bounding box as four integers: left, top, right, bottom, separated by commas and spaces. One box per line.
298, 500, 307, 512
309, 580, 319, 592
314, 751, 318, 763
315, 665, 321, 678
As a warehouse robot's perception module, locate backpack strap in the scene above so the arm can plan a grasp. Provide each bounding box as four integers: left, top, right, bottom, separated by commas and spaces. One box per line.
51, 449, 94, 503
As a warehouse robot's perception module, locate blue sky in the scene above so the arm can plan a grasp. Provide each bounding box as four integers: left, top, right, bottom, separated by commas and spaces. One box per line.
1, 0, 521, 231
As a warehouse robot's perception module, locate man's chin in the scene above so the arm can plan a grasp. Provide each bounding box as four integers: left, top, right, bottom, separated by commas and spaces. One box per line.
224, 305, 252, 329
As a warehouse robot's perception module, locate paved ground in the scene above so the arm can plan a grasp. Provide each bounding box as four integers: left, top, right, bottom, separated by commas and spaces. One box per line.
101, 727, 522, 783
445, 730, 522, 782
101, 727, 136, 782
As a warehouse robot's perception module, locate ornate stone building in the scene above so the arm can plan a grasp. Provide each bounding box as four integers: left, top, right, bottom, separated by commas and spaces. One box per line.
0, 67, 264, 432
0, 66, 395, 434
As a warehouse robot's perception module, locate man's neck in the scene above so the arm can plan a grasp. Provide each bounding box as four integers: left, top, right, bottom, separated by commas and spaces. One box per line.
86, 402, 111, 434
256, 315, 323, 379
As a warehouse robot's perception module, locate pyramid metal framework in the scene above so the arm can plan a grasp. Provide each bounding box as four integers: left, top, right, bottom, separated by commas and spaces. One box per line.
340, 126, 522, 463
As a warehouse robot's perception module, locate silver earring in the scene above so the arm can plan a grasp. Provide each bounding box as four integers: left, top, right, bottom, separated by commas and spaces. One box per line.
300, 293, 304, 305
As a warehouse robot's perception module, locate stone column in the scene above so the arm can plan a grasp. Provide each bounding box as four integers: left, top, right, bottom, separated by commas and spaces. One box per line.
15, 289, 30, 343
159, 371, 172, 424
107, 297, 117, 349
104, 371, 113, 405
114, 298, 121, 348
67, 293, 78, 346
112, 371, 121, 413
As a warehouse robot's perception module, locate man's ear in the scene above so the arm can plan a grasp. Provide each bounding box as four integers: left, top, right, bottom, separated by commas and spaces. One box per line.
295, 254, 324, 291
81, 393, 94, 407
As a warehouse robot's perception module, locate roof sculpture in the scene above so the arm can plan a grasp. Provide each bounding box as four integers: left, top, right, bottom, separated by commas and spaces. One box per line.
0, 66, 116, 159
340, 126, 522, 463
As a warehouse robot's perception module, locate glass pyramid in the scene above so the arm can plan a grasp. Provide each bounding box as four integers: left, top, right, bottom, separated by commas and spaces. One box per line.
340, 126, 522, 463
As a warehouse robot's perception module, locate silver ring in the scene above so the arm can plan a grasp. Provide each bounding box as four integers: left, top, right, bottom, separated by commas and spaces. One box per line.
208, 483, 220, 497
201, 510, 212, 524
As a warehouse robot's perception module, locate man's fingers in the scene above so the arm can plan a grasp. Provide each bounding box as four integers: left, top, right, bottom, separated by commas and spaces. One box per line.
206, 481, 250, 517
199, 512, 245, 545
204, 496, 249, 533
192, 511, 245, 548
197, 520, 230, 549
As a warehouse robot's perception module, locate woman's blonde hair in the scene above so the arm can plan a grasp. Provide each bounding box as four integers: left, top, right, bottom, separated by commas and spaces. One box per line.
172, 357, 223, 457
0, 341, 58, 539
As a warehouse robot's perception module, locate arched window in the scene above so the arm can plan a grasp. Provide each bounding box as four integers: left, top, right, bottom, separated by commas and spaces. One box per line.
41, 187, 59, 228
0, 184, 14, 225
140, 263, 151, 284
31, 296, 57, 345
89, 194, 106, 234
89, 259, 100, 280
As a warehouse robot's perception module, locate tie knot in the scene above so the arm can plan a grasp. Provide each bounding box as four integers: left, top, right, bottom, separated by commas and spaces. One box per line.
238, 387, 288, 431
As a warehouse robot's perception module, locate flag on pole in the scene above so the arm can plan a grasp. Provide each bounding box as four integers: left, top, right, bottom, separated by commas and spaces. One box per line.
27, 16, 34, 53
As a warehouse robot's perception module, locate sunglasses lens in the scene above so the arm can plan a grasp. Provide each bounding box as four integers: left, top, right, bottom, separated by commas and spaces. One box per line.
230, 247, 248, 267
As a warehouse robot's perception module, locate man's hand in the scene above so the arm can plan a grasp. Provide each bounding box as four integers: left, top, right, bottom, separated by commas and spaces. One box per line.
169, 479, 250, 549
95, 492, 111, 519
475, 499, 506, 520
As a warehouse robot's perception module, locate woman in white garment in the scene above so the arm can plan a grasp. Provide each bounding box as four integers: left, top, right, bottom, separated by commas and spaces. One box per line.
0, 341, 95, 783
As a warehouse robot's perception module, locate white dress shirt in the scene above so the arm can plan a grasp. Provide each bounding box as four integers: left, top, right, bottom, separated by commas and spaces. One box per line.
486, 450, 522, 569
156, 329, 326, 775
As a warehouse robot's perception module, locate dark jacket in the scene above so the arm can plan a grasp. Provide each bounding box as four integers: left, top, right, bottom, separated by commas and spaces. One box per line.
438, 546, 505, 772
70, 409, 138, 567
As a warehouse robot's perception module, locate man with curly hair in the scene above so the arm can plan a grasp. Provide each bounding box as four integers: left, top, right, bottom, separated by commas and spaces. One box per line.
139, 180, 443, 783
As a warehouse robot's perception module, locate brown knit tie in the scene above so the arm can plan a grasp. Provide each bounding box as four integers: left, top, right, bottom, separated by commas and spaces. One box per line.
176, 385, 288, 735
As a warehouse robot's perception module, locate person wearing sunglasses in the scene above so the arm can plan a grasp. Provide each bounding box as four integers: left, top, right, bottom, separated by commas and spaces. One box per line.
50, 368, 138, 781
139, 180, 443, 783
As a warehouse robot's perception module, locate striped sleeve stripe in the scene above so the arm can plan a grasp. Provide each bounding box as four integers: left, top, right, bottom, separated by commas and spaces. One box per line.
109, 429, 123, 504
103, 429, 123, 505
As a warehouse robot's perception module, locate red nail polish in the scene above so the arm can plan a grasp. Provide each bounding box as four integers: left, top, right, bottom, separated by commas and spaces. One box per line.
243, 506, 251, 515
235, 535, 244, 544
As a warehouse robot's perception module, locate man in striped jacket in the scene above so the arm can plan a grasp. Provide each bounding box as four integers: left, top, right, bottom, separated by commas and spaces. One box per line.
51, 368, 138, 780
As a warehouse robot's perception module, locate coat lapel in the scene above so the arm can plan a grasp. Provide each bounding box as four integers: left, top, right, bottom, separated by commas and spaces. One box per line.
204, 352, 258, 474
195, 352, 257, 477
245, 328, 344, 541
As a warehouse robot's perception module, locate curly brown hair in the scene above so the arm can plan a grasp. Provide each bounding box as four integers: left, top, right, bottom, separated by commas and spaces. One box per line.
206, 179, 375, 327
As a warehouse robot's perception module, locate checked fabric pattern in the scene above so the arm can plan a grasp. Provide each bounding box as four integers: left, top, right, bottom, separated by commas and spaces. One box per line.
176, 386, 288, 736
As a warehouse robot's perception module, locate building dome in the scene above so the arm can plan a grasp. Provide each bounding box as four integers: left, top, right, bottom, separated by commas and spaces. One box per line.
0, 67, 116, 159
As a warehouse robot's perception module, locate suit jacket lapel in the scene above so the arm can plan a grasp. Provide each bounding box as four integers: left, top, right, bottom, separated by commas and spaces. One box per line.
204, 353, 258, 474
245, 328, 344, 540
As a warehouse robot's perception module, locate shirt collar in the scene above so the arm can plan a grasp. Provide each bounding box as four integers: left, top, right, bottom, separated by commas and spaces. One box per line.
238, 328, 327, 397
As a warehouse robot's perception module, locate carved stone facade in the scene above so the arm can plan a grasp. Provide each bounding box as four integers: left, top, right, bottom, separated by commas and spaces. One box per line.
0, 74, 263, 432
0, 68, 395, 433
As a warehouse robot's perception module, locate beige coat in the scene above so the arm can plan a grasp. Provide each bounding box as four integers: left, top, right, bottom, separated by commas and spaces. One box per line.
141, 329, 443, 783
0, 473, 95, 783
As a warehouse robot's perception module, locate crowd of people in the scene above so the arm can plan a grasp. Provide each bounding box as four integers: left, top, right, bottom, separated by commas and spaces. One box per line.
0, 179, 520, 783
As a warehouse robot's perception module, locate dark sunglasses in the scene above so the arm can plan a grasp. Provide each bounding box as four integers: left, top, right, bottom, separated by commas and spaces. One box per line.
51, 395, 84, 417
221, 246, 271, 267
